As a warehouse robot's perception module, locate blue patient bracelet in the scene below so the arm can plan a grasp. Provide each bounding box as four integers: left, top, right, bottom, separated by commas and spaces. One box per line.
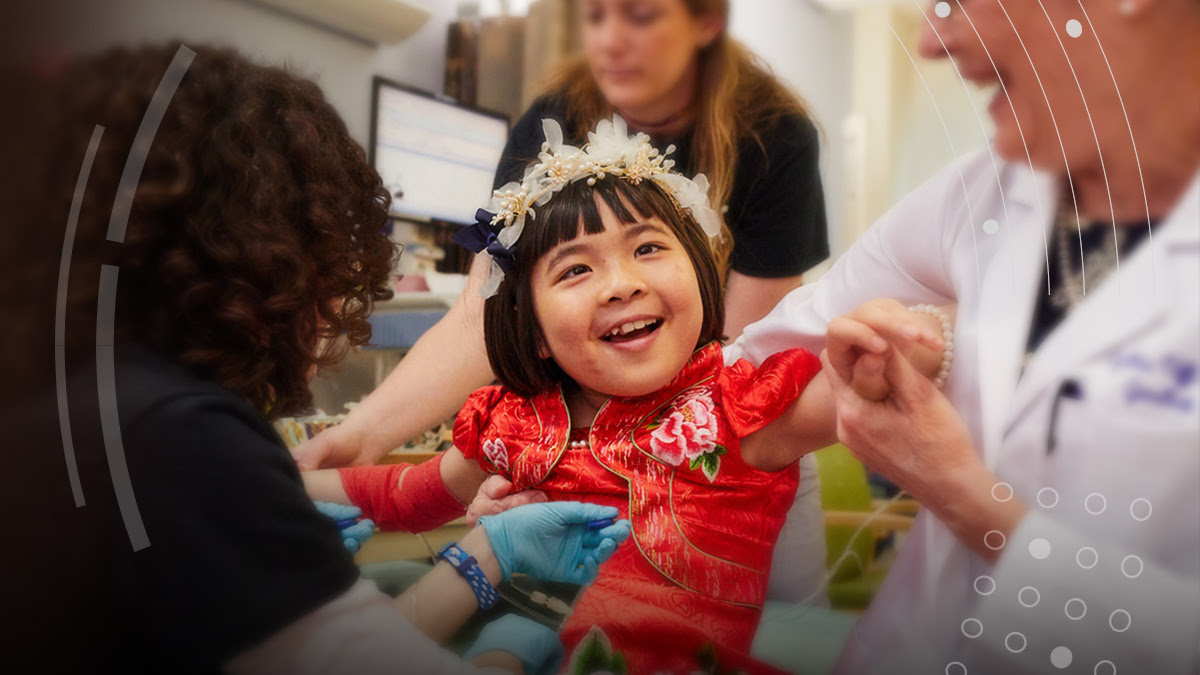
438, 542, 500, 610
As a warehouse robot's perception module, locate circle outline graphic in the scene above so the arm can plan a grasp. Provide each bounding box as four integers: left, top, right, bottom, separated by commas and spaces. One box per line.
1065, 597, 1087, 620
1109, 609, 1132, 633
1005, 631, 1028, 653
1085, 492, 1108, 515
1018, 586, 1041, 608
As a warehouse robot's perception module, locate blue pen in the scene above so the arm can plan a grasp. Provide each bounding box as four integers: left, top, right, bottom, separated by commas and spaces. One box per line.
334, 517, 360, 529
587, 517, 616, 530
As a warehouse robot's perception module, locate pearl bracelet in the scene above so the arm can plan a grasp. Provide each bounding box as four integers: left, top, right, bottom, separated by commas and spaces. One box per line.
908, 304, 953, 387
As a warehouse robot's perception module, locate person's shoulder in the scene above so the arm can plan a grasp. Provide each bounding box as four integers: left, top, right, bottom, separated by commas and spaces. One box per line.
748, 110, 819, 155
114, 345, 284, 468
512, 95, 570, 135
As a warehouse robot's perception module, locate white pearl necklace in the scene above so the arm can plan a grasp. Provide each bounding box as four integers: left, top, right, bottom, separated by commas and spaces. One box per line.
568, 439, 590, 449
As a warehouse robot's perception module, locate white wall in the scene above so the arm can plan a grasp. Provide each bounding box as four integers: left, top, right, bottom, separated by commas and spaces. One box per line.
42, 0, 457, 147
730, 0, 855, 257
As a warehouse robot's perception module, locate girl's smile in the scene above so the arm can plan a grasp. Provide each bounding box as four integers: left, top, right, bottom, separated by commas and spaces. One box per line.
531, 197, 704, 403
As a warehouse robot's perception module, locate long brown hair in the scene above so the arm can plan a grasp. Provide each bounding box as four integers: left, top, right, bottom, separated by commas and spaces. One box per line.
539, 0, 813, 269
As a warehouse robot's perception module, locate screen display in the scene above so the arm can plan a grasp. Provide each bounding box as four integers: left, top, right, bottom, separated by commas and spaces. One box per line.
370, 79, 508, 226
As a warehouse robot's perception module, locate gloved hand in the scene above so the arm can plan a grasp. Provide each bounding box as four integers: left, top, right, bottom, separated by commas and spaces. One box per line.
464, 614, 563, 675
313, 501, 375, 554
478, 501, 632, 585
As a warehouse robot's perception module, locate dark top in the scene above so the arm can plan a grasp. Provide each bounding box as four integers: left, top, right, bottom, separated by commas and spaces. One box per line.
1026, 220, 1154, 354
14, 346, 358, 673
494, 97, 830, 278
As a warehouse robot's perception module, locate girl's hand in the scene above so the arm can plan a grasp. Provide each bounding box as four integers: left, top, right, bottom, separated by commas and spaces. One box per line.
826, 299, 951, 400
466, 475, 550, 527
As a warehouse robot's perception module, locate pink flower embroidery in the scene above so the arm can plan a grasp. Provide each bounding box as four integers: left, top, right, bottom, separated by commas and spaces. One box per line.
482, 438, 509, 472
649, 391, 719, 467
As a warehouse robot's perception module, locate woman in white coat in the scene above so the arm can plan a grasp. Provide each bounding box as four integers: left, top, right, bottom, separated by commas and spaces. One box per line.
728, 0, 1200, 672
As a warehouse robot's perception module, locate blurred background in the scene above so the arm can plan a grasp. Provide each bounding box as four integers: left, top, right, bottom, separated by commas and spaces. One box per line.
12, 0, 993, 416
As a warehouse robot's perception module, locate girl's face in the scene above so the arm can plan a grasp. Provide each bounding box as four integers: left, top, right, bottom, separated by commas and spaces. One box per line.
531, 197, 704, 400
581, 0, 721, 115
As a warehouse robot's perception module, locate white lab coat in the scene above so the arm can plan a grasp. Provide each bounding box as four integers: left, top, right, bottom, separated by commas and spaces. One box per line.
728, 148, 1200, 674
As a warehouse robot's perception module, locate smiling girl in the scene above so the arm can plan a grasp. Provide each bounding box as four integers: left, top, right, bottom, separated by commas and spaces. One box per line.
307, 118, 944, 673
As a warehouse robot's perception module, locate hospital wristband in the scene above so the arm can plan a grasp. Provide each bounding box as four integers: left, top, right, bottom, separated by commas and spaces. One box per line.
439, 542, 499, 610
909, 304, 954, 387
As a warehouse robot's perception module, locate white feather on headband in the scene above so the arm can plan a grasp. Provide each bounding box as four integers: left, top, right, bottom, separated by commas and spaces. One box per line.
454, 115, 722, 298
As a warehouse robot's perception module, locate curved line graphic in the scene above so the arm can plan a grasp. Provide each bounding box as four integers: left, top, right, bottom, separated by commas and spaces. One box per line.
1073, 1, 1156, 293
948, 2, 1053, 294
106, 45, 195, 244
1034, 0, 1121, 295
55, 125, 105, 508
914, 0, 1014, 245
97, 43, 196, 550
993, 0, 1085, 296
97, 265, 149, 551
868, 0, 982, 295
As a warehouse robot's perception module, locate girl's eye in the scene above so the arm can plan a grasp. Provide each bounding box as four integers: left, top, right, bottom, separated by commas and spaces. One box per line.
635, 243, 663, 256
560, 264, 590, 280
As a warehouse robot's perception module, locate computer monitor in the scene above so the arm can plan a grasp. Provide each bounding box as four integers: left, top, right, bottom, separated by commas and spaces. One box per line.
369, 77, 509, 227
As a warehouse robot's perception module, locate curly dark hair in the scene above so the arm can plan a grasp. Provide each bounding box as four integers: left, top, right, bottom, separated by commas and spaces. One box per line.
41, 44, 396, 418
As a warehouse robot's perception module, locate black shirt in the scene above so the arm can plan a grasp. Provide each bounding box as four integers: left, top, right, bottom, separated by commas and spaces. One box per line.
15, 346, 359, 673
494, 97, 830, 278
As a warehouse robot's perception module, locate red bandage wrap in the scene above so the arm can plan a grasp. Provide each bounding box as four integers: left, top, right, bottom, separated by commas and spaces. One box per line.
338, 454, 466, 532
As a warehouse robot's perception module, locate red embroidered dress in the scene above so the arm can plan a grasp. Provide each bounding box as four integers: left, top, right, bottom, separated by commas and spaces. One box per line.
454, 342, 821, 674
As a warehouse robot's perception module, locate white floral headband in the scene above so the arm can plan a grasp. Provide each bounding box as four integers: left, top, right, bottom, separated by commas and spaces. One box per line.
452, 115, 722, 297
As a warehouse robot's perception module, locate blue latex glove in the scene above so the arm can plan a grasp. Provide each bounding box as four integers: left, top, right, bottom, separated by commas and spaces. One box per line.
313, 501, 375, 554
464, 614, 563, 675
478, 501, 632, 584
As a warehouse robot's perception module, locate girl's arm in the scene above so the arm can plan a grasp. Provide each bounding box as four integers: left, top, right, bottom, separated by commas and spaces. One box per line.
741, 300, 951, 472
302, 447, 489, 532
291, 253, 495, 471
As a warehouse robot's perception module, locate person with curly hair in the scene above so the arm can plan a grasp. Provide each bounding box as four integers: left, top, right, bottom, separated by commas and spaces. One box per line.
9, 43, 631, 674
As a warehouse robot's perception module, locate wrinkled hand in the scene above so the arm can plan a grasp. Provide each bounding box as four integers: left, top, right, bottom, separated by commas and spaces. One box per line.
466, 475, 550, 527
478, 501, 631, 585
820, 345, 978, 504
465, 614, 564, 675
313, 501, 375, 554
826, 299, 947, 401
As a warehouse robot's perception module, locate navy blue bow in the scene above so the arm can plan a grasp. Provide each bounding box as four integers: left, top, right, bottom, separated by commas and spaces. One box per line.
452, 208, 515, 273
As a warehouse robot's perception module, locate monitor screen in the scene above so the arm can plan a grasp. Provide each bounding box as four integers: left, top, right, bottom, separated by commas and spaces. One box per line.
369, 78, 508, 226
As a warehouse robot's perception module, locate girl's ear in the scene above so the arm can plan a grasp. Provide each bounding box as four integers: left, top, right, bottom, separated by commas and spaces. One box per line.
537, 339, 551, 360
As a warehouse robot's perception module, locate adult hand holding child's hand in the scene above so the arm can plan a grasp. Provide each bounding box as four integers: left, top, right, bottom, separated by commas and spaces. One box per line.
826, 299, 950, 401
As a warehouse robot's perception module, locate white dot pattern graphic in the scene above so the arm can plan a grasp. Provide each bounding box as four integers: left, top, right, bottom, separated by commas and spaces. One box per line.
1066, 19, 1083, 38
935, 1, 952, 18
1051, 646, 1074, 668
1029, 537, 1052, 560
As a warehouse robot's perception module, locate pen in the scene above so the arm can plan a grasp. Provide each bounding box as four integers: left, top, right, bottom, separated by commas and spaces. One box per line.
587, 517, 616, 530
334, 518, 360, 529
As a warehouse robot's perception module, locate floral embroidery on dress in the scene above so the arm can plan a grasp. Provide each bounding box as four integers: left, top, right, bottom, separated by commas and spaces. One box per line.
647, 388, 726, 482
481, 438, 509, 472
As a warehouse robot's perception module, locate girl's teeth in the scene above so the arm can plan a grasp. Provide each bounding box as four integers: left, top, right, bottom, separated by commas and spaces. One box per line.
607, 319, 658, 338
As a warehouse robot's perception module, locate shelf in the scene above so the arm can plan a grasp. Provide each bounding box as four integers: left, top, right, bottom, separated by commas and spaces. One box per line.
247, 0, 432, 45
